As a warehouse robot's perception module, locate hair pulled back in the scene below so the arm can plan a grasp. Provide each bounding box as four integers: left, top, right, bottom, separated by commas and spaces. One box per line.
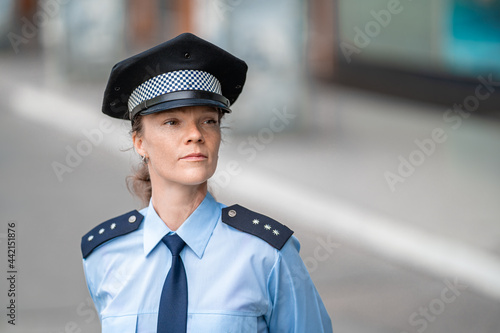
126, 115, 152, 206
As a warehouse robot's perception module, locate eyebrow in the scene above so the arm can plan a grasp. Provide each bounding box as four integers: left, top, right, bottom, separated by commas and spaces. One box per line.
163, 107, 218, 114
152, 108, 219, 119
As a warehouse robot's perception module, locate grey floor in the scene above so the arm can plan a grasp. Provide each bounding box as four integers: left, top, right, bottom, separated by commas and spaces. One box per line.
1, 55, 499, 332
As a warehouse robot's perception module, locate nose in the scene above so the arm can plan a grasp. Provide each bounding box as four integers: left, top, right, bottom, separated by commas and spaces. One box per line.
185, 122, 204, 143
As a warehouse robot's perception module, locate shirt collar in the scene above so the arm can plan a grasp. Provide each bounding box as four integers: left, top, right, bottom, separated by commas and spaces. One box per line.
143, 192, 220, 259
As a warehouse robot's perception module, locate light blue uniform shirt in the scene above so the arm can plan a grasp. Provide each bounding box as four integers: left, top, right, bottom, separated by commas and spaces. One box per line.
83, 193, 332, 332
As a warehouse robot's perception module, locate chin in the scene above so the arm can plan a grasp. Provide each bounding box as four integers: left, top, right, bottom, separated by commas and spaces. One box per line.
179, 171, 215, 186
154, 164, 217, 187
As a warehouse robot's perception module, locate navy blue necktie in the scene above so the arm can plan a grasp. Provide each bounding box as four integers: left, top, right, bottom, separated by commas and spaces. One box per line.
157, 234, 188, 333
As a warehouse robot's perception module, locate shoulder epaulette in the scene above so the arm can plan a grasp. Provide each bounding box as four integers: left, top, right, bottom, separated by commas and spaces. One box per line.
81, 210, 144, 259
221, 204, 293, 250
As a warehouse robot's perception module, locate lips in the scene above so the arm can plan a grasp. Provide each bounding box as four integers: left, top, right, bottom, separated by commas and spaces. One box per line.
180, 153, 207, 161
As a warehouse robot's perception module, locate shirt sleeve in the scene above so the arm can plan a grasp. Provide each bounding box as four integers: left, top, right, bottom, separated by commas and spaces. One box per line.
82, 258, 101, 316
265, 236, 333, 332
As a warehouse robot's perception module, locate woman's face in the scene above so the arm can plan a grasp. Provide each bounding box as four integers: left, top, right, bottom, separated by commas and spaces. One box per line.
133, 105, 221, 188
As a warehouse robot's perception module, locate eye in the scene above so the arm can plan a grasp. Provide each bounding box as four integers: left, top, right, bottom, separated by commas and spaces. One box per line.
204, 119, 218, 125
163, 119, 178, 126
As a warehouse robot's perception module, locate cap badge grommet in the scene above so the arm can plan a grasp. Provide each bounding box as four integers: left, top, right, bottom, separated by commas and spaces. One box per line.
228, 210, 237, 217
128, 215, 137, 223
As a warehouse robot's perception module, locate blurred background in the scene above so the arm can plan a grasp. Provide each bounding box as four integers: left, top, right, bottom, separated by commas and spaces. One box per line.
1, 0, 500, 332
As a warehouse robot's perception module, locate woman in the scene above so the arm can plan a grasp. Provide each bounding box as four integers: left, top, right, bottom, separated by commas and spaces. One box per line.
81, 33, 332, 332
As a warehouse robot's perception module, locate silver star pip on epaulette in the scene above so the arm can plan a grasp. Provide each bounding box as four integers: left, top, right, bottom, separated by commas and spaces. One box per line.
221, 205, 293, 250
81, 210, 144, 259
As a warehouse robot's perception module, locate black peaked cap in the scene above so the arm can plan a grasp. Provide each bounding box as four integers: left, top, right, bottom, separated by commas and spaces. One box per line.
102, 33, 248, 120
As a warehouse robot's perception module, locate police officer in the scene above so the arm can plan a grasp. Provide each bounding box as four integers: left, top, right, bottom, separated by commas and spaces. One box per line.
81, 33, 332, 332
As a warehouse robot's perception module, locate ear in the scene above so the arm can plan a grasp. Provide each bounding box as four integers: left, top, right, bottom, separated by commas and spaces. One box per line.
132, 131, 147, 157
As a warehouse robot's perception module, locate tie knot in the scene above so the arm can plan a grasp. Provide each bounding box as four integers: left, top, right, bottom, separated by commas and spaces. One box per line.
162, 234, 186, 256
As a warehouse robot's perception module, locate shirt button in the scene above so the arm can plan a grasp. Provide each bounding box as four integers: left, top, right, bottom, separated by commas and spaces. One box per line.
129, 215, 137, 223
228, 210, 237, 217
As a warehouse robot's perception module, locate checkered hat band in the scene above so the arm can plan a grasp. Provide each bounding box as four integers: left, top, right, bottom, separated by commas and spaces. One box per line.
128, 70, 222, 112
